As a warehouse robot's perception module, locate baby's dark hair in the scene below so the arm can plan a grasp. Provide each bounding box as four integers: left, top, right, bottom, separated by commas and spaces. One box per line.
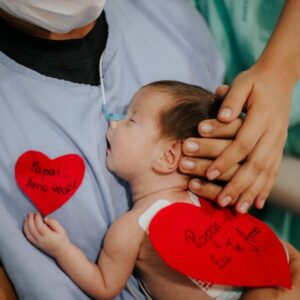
144, 80, 221, 140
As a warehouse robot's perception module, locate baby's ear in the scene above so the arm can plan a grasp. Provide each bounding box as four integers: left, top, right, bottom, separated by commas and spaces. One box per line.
152, 140, 182, 174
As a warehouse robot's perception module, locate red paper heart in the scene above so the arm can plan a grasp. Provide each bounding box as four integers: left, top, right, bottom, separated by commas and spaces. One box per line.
149, 199, 291, 289
15, 150, 85, 215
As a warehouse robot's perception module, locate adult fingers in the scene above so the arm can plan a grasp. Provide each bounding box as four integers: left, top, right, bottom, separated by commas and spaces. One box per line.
215, 84, 230, 98
216, 128, 282, 209
234, 172, 267, 213
254, 157, 282, 209
182, 138, 231, 159
180, 158, 240, 181
285, 243, 300, 285
206, 106, 266, 180
198, 118, 243, 138
215, 129, 274, 205
188, 178, 222, 201
217, 74, 252, 122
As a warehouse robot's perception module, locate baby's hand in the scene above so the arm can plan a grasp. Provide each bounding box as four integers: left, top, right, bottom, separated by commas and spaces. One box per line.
23, 212, 70, 258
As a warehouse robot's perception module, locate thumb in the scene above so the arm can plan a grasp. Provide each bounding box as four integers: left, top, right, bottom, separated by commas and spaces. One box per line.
217, 78, 252, 122
215, 84, 230, 98
284, 242, 300, 285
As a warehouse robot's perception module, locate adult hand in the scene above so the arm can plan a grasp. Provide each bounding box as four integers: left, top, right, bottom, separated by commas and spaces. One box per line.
181, 65, 293, 213
242, 243, 300, 300
180, 113, 243, 207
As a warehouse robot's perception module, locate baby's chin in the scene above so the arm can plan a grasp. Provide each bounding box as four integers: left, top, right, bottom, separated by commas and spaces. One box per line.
105, 159, 114, 173
106, 160, 124, 178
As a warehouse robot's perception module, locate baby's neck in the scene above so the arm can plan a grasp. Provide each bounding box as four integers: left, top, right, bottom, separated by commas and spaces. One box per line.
130, 173, 191, 207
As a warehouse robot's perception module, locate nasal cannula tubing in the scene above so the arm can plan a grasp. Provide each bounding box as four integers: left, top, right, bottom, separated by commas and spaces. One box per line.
100, 53, 125, 121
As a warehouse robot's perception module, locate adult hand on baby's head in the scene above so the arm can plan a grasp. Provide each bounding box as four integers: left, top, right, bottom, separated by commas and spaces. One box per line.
180, 114, 247, 211
23, 212, 70, 258
180, 64, 292, 213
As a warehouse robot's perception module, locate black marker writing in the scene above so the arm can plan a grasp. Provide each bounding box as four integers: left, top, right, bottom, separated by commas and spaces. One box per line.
185, 222, 221, 249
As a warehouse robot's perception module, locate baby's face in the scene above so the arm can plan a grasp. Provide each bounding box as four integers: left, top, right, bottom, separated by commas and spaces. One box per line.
106, 87, 172, 181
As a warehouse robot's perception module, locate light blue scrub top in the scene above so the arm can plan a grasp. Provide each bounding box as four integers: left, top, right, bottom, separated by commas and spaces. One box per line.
0, 1, 224, 299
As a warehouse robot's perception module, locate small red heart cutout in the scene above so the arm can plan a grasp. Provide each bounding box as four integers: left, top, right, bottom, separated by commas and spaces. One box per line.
15, 150, 85, 215
149, 199, 291, 289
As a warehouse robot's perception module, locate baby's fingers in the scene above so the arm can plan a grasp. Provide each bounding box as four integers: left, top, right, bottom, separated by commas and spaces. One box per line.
26, 212, 42, 240
44, 217, 66, 235
23, 215, 37, 244
34, 213, 50, 236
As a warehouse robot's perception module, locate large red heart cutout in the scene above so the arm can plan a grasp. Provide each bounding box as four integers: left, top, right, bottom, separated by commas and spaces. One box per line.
15, 150, 85, 215
149, 199, 291, 289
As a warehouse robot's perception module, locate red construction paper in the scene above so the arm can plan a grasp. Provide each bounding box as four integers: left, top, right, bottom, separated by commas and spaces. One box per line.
15, 150, 85, 215
149, 199, 291, 289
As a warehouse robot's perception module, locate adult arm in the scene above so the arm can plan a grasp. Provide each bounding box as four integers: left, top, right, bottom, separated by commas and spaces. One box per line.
23, 212, 144, 300
181, 0, 300, 213
0, 267, 17, 300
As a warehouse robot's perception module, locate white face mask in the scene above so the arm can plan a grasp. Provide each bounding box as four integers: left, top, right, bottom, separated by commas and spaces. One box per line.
0, 0, 106, 33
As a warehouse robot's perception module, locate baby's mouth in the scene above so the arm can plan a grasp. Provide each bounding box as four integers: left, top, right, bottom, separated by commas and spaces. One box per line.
106, 138, 111, 152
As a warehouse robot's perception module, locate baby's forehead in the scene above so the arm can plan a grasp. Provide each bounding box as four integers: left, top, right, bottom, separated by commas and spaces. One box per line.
130, 86, 173, 111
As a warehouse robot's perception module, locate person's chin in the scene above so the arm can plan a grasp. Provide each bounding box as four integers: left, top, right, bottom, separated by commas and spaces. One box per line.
105, 159, 114, 171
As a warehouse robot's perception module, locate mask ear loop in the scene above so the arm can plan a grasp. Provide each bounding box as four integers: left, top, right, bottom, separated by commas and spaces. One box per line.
100, 53, 126, 121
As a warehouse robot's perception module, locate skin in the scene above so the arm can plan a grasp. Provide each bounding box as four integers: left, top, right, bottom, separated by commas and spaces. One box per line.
1, 3, 300, 297
23, 88, 213, 300
181, 0, 300, 213
0, 8, 96, 40
0, 268, 17, 300
23, 87, 300, 300
242, 243, 300, 300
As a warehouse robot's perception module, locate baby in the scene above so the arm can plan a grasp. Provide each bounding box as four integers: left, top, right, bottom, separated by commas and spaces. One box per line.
23, 81, 242, 300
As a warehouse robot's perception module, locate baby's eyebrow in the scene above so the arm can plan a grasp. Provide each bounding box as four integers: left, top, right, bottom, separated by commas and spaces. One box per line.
128, 106, 139, 116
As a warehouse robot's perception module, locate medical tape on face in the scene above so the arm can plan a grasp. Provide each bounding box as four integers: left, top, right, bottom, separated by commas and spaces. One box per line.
99, 52, 126, 121
101, 104, 126, 121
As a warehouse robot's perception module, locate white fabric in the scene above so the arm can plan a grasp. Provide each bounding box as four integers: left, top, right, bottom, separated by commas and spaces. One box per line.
0, 0, 105, 33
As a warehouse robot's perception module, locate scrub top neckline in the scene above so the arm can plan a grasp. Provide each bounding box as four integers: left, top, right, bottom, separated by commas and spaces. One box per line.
0, 2, 120, 92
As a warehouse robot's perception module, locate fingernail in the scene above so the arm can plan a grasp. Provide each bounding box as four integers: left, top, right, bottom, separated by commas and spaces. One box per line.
190, 179, 202, 190
239, 202, 249, 214
208, 169, 220, 180
219, 108, 232, 119
219, 196, 232, 207
181, 158, 195, 170
185, 141, 199, 152
258, 198, 266, 209
200, 122, 214, 133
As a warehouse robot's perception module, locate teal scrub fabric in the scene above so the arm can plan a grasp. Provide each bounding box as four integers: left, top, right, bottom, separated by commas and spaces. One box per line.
195, 0, 300, 249
195, 0, 300, 155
